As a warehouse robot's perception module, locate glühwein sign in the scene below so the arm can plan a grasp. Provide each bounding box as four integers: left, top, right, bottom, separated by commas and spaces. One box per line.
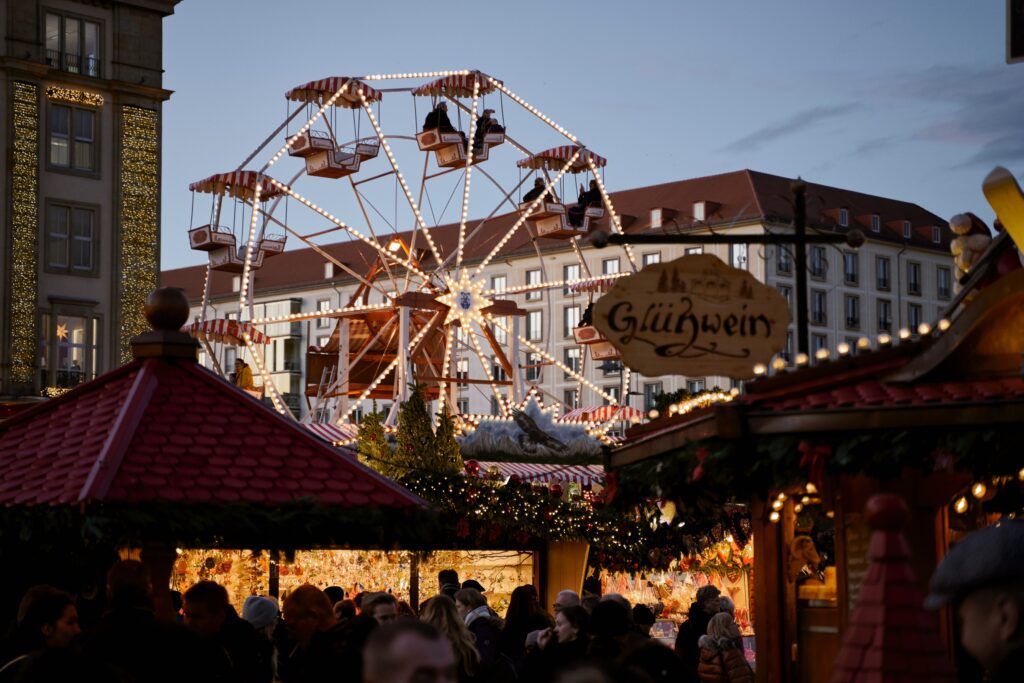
593, 254, 790, 379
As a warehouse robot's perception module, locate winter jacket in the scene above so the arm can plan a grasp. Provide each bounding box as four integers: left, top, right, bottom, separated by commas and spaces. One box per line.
697, 635, 753, 683
675, 604, 714, 683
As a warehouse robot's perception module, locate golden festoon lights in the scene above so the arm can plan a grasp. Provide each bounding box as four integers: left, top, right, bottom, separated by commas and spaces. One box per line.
10, 82, 39, 385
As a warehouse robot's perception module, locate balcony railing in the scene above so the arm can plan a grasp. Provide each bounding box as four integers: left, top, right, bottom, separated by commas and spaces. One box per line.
46, 50, 101, 78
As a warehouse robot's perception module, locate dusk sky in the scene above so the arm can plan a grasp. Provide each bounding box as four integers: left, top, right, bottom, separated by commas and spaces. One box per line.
160, 1, 1021, 270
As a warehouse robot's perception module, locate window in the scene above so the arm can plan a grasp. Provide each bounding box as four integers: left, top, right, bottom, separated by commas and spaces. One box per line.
642, 252, 661, 267
839, 208, 849, 227
525, 269, 542, 301
492, 316, 508, 345
643, 382, 663, 412
45, 203, 96, 274
686, 378, 705, 394
908, 304, 922, 330
601, 360, 622, 376
932, 225, 942, 243
317, 335, 331, 347
602, 258, 620, 275
907, 261, 922, 296
871, 214, 881, 233
876, 257, 891, 290
525, 352, 543, 382
563, 348, 581, 378
844, 295, 860, 330
324, 262, 334, 279
810, 246, 827, 278
45, 12, 102, 77
776, 247, 792, 275
877, 299, 892, 332
778, 285, 792, 309
685, 247, 703, 256
937, 266, 952, 299
490, 275, 507, 300
526, 310, 542, 341
49, 105, 95, 171
903, 221, 912, 239
811, 290, 827, 325
563, 264, 580, 295
492, 358, 507, 382
812, 334, 828, 352
39, 310, 100, 388
563, 305, 581, 337
843, 252, 859, 286
316, 299, 332, 328
782, 331, 793, 361
730, 243, 748, 270
457, 398, 469, 414
563, 389, 579, 409
693, 201, 706, 222
490, 396, 502, 416
650, 208, 662, 229
456, 358, 469, 380
602, 386, 621, 405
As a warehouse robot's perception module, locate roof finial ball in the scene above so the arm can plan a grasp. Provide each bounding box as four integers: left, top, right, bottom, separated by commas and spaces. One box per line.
144, 287, 190, 332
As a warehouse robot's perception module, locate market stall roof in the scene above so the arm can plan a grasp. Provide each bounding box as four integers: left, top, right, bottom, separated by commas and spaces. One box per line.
0, 291, 425, 509
469, 461, 604, 486
611, 259, 1024, 469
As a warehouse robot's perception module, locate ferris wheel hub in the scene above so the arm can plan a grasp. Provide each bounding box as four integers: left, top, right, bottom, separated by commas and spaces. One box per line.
436, 269, 492, 327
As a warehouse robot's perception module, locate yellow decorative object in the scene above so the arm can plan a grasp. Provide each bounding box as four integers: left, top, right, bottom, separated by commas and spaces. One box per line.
45, 86, 104, 107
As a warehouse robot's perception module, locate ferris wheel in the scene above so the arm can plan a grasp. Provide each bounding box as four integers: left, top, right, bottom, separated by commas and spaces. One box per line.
184, 70, 640, 439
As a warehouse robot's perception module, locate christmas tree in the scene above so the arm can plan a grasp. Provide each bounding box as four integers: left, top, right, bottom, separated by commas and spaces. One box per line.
357, 407, 391, 476
393, 384, 437, 478
433, 404, 464, 474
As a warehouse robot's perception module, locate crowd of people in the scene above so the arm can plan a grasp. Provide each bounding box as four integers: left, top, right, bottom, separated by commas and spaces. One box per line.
0, 563, 756, 683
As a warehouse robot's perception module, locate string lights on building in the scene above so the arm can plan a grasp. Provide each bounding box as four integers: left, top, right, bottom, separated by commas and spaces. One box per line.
45, 86, 104, 107
10, 82, 40, 385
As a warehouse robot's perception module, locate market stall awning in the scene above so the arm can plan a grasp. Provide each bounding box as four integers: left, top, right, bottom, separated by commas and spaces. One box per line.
285, 77, 383, 108
305, 422, 360, 445
568, 274, 629, 294
185, 319, 269, 346
411, 73, 500, 98
559, 405, 644, 423
471, 461, 604, 486
516, 146, 607, 173
188, 171, 285, 201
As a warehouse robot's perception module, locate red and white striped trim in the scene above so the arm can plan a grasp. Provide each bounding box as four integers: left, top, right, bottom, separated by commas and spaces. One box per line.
305, 422, 360, 445
558, 405, 644, 423
188, 171, 285, 200
472, 461, 604, 486
185, 319, 270, 346
516, 146, 607, 172
284, 77, 383, 108
568, 275, 625, 293
411, 73, 501, 98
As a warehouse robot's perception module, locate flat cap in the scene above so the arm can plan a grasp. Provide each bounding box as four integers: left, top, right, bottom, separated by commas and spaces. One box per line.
925, 520, 1024, 609
461, 579, 485, 593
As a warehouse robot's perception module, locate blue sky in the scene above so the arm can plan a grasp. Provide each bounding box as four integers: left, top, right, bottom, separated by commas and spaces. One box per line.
160, 1, 1022, 270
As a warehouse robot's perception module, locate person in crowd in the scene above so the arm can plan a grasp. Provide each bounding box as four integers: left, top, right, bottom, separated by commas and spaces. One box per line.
581, 594, 600, 615
278, 584, 355, 683
622, 641, 687, 683
397, 601, 416, 618
520, 605, 589, 683
362, 593, 399, 625
170, 590, 184, 624
717, 596, 734, 618
184, 581, 271, 683
696, 612, 753, 683
83, 560, 224, 683
233, 358, 254, 390
461, 580, 485, 594
420, 595, 479, 682
422, 102, 467, 149
333, 599, 357, 622
675, 585, 721, 683
501, 585, 553, 660
364, 620, 458, 683
354, 591, 367, 613
553, 590, 581, 615
523, 177, 557, 204
632, 604, 656, 637
582, 577, 602, 599
926, 520, 1024, 683
455, 588, 513, 679
439, 570, 460, 599
323, 586, 345, 607
0, 586, 80, 681
242, 596, 280, 682
599, 594, 632, 611
587, 600, 647, 666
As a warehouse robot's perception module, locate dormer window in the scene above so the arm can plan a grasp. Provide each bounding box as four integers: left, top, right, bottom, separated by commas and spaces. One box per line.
932, 225, 941, 243
231, 276, 241, 292
693, 201, 706, 222
324, 262, 334, 279
838, 208, 849, 227
871, 214, 881, 232
650, 208, 662, 229
903, 221, 912, 239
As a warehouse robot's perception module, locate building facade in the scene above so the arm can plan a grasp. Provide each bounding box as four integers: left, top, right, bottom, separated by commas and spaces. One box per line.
0, 0, 180, 396
162, 170, 956, 421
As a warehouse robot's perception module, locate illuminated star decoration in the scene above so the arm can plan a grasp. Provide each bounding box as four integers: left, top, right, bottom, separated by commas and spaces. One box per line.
436, 269, 491, 327
55, 323, 68, 341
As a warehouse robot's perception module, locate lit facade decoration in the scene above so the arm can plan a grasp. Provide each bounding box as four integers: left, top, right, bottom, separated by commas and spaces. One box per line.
118, 106, 160, 362
45, 86, 104, 107
9, 82, 40, 386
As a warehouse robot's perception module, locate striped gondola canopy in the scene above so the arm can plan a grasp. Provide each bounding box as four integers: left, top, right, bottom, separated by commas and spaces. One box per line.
559, 405, 644, 424
411, 72, 501, 98
185, 319, 270, 346
284, 77, 383, 108
469, 460, 605, 486
188, 171, 285, 201
516, 146, 606, 173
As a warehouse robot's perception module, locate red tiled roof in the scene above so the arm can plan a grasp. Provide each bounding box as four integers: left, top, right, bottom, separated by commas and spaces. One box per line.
831, 495, 955, 683
0, 357, 424, 509
162, 170, 950, 302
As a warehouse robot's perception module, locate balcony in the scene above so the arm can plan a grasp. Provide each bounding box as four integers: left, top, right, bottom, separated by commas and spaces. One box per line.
46, 50, 101, 78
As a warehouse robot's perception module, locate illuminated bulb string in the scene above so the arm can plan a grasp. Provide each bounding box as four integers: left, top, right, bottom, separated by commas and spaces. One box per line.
456, 80, 480, 269
361, 70, 472, 81
238, 182, 263, 319
485, 77, 578, 144
467, 321, 510, 417
250, 302, 392, 325
435, 325, 457, 423
265, 81, 355, 169
484, 271, 631, 297
587, 159, 638, 271
9, 82, 39, 383
243, 333, 292, 417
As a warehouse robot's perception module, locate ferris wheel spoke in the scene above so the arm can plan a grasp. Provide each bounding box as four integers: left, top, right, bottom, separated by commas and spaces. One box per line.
483, 271, 631, 298
250, 302, 393, 326
467, 323, 511, 417
484, 77, 579, 145
243, 332, 294, 419
444, 97, 535, 158
359, 94, 447, 269
472, 150, 581, 277
237, 184, 264, 319
455, 81, 481, 270
487, 315, 618, 406
586, 159, 638, 272
434, 325, 456, 421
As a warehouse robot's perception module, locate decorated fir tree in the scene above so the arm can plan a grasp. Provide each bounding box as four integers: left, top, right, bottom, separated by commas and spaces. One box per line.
357, 408, 391, 476
433, 404, 463, 474
393, 384, 436, 478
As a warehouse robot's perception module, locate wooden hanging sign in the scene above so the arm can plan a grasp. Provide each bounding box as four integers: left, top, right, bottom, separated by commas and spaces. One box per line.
592, 254, 790, 379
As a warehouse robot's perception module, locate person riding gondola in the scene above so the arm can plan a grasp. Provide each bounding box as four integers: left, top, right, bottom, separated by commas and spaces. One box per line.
423, 102, 467, 149
523, 178, 556, 204
474, 108, 504, 150
233, 359, 254, 390
569, 180, 602, 227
